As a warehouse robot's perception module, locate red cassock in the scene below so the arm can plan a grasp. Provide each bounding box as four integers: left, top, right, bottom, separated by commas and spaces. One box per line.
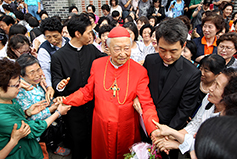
63, 56, 159, 159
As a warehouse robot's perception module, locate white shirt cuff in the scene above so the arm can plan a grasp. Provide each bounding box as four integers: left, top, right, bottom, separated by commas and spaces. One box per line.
179, 134, 194, 154
56, 82, 66, 92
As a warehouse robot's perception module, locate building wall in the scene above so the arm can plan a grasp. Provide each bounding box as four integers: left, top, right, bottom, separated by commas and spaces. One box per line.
43, 0, 110, 20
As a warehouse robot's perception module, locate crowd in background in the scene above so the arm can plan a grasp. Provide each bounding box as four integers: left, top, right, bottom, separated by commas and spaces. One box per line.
0, 0, 237, 158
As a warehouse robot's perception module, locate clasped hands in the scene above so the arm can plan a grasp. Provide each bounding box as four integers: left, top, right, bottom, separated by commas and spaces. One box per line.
151, 120, 180, 155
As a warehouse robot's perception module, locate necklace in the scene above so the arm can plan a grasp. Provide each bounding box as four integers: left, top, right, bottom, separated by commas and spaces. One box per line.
103, 58, 130, 105
200, 82, 209, 93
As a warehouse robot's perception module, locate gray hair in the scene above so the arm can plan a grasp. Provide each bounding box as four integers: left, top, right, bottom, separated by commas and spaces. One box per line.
156, 18, 188, 47
16, 53, 40, 77
106, 37, 133, 48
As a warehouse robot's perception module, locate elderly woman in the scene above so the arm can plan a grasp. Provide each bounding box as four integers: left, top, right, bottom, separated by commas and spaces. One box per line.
152, 67, 237, 157
217, 32, 237, 67
193, 12, 225, 62
15, 54, 70, 156
0, 57, 70, 159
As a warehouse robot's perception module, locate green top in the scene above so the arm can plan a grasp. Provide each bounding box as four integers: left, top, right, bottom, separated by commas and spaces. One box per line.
0, 99, 47, 159
189, 0, 202, 19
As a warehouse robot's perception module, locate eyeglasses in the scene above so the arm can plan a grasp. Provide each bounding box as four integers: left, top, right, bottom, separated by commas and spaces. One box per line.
218, 45, 235, 51
25, 67, 42, 77
8, 77, 21, 88
16, 48, 31, 55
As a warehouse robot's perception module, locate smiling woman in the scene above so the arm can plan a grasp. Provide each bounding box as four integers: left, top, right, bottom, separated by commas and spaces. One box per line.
193, 12, 225, 62
0, 57, 71, 159
217, 32, 237, 67
7, 34, 31, 60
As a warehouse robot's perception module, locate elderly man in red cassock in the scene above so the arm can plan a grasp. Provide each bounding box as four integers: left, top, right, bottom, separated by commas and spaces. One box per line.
62, 26, 159, 159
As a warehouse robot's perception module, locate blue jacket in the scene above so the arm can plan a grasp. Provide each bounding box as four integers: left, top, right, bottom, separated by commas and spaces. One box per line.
192, 36, 217, 60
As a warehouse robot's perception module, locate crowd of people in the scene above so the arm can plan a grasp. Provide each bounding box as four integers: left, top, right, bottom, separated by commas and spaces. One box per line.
0, 0, 237, 159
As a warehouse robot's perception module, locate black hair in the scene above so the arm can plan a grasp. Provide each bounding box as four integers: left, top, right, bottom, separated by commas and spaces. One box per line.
222, 3, 234, 11
231, 12, 237, 20
199, 54, 226, 75
86, 4, 96, 13
28, 16, 39, 28
112, 10, 120, 18
14, 11, 24, 20
125, 15, 133, 23
156, 18, 188, 46
88, 13, 96, 21
2, 4, 13, 12
195, 116, 237, 159
94, 16, 110, 32
110, 19, 119, 28
123, 22, 138, 41
0, 15, 15, 26
9, 24, 27, 38
149, 16, 158, 26
40, 17, 63, 34
101, 4, 110, 12
38, 10, 48, 19
51, 15, 62, 23
16, 53, 40, 77
69, 5, 78, 13
98, 24, 112, 39
67, 13, 91, 38
185, 40, 197, 58
110, 0, 118, 6
7, 34, 30, 59
153, 0, 161, 7
24, 13, 33, 23
140, 24, 153, 37
0, 28, 7, 46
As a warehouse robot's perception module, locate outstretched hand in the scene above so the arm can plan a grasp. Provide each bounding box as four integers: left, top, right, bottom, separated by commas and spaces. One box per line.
152, 120, 175, 137
27, 100, 48, 116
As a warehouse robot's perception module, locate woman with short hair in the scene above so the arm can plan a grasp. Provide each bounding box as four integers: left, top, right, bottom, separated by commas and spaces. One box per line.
0, 57, 70, 159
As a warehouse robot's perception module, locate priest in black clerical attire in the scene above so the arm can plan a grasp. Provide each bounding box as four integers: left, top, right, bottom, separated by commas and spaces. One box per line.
51, 13, 106, 159
143, 18, 201, 159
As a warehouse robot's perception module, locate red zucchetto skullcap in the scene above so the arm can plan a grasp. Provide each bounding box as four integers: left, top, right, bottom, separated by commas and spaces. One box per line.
108, 26, 130, 38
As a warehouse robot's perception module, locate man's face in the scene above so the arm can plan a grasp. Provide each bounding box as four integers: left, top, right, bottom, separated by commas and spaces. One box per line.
79, 25, 92, 45
109, 37, 131, 66
44, 30, 62, 47
158, 37, 185, 65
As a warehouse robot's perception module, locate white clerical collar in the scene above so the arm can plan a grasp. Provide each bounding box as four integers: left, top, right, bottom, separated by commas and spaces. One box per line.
163, 62, 169, 67
110, 57, 123, 69
69, 41, 82, 51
